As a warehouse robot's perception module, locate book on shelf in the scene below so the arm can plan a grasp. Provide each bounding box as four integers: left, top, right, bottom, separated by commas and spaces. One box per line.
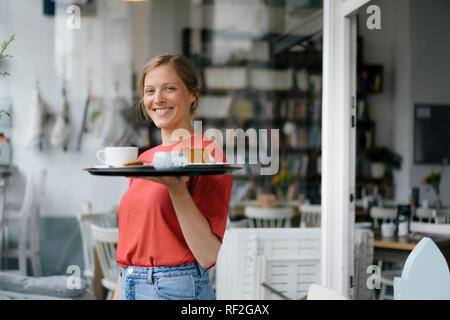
300, 154, 309, 178
283, 154, 310, 178
296, 68, 310, 92
262, 100, 274, 119
298, 128, 309, 149
204, 67, 247, 90
250, 40, 270, 62
249, 68, 293, 91
281, 98, 309, 120
288, 129, 298, 148
310, 74, 322, 94
231, 99, 254, 119
196, 95, 232, 118
308, 127, 321, 149
310, 98, 321, 120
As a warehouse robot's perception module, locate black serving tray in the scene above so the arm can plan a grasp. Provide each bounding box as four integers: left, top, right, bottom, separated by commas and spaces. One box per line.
84, 164, 242, 177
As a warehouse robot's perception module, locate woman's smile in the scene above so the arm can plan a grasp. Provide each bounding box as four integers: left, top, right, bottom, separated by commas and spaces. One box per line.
152, 106, 174, 117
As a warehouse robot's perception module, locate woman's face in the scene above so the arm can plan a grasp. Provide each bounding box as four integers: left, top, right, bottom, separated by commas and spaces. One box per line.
143, 64, 196, 130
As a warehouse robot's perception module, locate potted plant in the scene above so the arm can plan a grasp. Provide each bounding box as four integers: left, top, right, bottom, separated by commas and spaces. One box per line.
422, 171, 442, 209
365, 146, 402, 178
0, 35, 15, 117
272, 160, 293, 201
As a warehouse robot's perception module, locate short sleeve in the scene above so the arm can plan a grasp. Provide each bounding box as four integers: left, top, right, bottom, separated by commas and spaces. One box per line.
190, 174, 232, 242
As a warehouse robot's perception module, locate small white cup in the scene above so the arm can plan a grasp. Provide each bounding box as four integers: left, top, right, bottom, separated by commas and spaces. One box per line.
96, 147, 138, 167
381, 223, 395, 238
153, 151, 188, 170
398, 221, 408, 237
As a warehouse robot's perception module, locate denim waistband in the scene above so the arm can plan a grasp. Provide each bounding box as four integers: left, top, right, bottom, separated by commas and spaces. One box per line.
120, 262, 207, 280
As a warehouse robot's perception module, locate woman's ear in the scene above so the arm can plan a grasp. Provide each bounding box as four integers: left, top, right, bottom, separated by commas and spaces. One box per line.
190, 91, 198, 105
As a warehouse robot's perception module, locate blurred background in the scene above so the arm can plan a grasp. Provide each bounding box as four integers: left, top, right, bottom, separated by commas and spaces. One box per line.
0, 0, 449, 300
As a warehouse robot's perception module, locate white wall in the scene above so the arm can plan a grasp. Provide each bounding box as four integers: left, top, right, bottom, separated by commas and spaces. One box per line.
0, 0, 202, 217
357, 0, 450, 206
358, 0, 412, 202
0, 0, 134, 216
409, 0, 450, 206
147, 0, 191, 60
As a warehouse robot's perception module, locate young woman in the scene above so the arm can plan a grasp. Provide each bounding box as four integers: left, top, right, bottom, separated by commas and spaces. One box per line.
113, 53, 232, 300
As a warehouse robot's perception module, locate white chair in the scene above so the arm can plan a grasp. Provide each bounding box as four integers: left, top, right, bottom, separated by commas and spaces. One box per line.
299, 204, 321, 227
244, 206, 294, 228
90, 224, 119, 300
215, 228, 321, 300
307, 284, 348, 300
77, 212, 117, 295
369, 206, 400, 300
1, 169, 46, 276
394, 237, 450, 299
415, 208, 434, 223
370, 206, 396, 229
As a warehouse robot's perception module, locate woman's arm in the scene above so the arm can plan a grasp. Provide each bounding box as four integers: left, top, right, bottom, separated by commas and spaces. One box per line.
167, 180, 222, 269
133, 176, 221, 269
113, 274, 120, 300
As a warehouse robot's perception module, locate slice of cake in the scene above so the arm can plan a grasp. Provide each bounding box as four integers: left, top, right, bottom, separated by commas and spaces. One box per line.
183, 147, 211, 163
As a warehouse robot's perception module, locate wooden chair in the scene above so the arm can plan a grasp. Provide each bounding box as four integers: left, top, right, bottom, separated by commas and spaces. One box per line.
1, 169, 46, 276
244, 206, 294, 228
394, 237, 450, 299
299, 204, 321, 227
90, 224, 119, 300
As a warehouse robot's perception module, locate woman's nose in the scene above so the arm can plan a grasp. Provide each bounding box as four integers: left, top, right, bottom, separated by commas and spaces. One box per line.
154, 89, 165, 103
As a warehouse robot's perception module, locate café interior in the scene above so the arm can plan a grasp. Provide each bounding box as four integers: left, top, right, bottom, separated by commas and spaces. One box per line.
0, 0, 449, 300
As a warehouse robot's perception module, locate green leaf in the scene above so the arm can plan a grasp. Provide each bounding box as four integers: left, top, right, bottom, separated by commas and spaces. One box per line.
0, 110, 11, 117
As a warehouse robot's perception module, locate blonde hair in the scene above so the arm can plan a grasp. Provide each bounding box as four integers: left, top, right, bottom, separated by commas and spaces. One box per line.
137, 53, 201, 124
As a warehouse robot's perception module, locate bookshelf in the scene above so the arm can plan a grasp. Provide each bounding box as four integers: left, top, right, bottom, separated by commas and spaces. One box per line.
355, 36, 391, 201
182, 27, 323, 207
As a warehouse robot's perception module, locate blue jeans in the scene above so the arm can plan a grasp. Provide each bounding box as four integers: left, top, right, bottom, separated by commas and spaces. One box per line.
119, 263, 216, 300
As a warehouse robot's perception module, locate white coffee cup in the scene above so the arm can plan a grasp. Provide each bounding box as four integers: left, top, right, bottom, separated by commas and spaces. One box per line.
381, 223, 395, 238
398, 221, 408, 237
153, 151, 188, 170
96, 147, 138, 167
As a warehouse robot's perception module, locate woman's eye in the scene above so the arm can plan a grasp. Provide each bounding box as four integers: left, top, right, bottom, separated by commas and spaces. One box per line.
167, 87, 175, 91
145, 89, 154, 94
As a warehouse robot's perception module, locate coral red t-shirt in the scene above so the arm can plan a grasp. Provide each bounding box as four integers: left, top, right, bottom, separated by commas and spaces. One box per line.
116, 135, 232, 269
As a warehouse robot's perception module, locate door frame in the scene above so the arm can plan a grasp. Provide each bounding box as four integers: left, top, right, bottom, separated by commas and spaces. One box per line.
321, 0, 371, 297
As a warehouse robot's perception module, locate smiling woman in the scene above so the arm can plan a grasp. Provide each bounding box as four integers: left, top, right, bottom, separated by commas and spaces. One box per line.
138, 54, 200, 129
114, 53, 232, 300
